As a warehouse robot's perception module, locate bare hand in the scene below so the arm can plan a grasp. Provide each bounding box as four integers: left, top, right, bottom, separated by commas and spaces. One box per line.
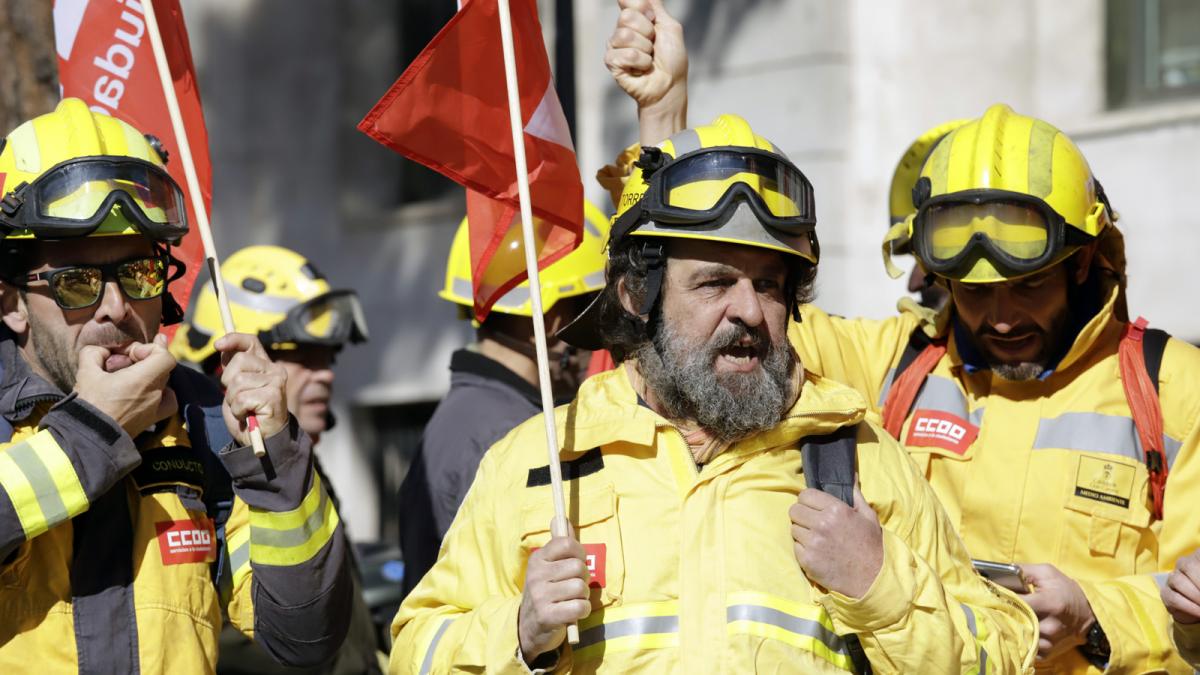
1019, 563, 1095, 662
1163, 551, 1200, 625
790, 486, 883, 599
215, 333, 288, 446
73, 334, 177, 438
518, 523, 591, 664
604, 0, 688, 144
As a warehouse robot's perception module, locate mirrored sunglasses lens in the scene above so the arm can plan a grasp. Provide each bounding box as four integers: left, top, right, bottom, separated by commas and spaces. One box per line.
51, 268, 103, 309
117, 258, 166, 299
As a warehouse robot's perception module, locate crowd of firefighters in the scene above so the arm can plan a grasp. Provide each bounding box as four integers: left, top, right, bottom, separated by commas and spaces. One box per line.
2, 0, 1200, 673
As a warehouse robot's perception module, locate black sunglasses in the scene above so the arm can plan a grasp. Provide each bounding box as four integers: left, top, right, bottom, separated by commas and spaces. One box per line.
23, 256, 168, 310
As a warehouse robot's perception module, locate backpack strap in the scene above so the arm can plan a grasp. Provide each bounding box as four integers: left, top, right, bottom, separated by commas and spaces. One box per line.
801, 424, 872, 675
1119, 317, 1170, 520
881, 329, 947, 438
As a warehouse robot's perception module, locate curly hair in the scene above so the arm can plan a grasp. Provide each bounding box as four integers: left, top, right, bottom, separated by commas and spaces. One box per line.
597, 237, 817, 362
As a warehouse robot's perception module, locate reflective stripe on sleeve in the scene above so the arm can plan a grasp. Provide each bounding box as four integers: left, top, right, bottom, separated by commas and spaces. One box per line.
248, 471, 340, 566
573, 601, 680, 662
0, 429, 88, 539
419, 617, 454, 675
726, 591, 854, 672
961, 603, 989, 675
227, 524, 252, 590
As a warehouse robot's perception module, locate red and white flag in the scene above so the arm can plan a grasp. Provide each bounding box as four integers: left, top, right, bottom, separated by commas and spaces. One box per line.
357, 0, 582, 321
53, 0, 210, 335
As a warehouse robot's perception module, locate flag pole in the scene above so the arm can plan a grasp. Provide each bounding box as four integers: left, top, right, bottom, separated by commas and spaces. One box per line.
496, 0, 579, 645
142, 0, 266, 457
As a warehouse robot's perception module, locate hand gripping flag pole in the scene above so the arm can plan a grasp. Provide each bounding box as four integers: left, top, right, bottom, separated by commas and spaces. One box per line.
496, 0, 580, 645
141, 0, 268, 458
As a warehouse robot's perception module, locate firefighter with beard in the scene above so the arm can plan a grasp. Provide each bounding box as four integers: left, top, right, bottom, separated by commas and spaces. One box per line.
387, 113, 1037, 674
170, 245, 382, 673
606, 2, 1200, 670
0, 99, 352, 672
397, 204, 608, 597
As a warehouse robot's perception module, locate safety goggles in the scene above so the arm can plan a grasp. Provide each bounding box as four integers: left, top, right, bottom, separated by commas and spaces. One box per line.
614, 147, 818, 261
911, 188, 1095, 280
23, 255, 168, 310
259, 290, 369, 349
0, 156, 188, 242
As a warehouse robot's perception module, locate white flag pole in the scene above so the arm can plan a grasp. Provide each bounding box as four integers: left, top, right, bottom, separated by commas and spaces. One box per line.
142, 0, 267, 457
496, 0, 580, 645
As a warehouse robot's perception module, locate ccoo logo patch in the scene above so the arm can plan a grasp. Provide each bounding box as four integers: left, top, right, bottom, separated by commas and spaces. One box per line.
156, 518, 217, 566
906, 409, 979, 455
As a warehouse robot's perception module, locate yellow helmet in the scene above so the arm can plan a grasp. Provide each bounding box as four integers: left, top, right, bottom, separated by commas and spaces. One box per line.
170, 245, 368, 366
439, 199, 610, 317
0, 98, 188, 243
611, 113, 818, 262
884, 119, 970, 255
897, 104, 1112, 283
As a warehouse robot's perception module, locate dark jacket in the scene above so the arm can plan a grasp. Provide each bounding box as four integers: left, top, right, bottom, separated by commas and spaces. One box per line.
398, 349, 541, 595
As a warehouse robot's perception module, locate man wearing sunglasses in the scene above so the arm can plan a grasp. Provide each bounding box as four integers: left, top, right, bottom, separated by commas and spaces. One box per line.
389, 113, 1037, 674
0, 99, 352, 672
607, 4, 1200, 672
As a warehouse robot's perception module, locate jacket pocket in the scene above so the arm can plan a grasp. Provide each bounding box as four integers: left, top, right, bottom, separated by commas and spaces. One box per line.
521, 482, 625, 608
1061, 453, 1151, 571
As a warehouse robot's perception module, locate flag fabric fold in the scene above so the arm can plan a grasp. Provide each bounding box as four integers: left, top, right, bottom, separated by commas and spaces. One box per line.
54, 0, 211, 333
357, 0, 583, 320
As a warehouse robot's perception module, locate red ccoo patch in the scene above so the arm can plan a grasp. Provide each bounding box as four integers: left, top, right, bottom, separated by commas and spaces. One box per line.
905, 409, 979, 455
156, 519, 216, 565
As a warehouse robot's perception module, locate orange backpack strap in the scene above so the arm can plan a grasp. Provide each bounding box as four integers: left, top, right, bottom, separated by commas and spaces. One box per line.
881, 330, 948, 438
1119, 317, 1170, 519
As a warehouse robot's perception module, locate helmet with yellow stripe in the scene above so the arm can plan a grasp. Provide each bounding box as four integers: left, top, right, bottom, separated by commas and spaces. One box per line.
893, 104, 1113, 284
558, 114, 819, 350
0, 98, 188, 243
440, 200, 611, 317
170, 245, 368, 368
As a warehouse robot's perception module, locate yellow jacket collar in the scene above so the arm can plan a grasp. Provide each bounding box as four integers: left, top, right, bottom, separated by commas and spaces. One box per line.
553, 364, 867, 460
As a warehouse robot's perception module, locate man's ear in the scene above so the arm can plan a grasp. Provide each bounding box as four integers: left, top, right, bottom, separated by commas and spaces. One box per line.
1072, 242, 1099, 285
0, 282, 29, 335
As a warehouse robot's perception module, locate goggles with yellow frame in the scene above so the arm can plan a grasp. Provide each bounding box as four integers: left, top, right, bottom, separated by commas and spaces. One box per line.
258, 290, 369, 350
911, 183, 1098, 281
0, 156, 189, 243
614, 146, 819, 263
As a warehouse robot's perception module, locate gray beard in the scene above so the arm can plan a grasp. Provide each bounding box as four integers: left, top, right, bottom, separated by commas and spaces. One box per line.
992, 362, 1045, 382
635, 318, 795, 442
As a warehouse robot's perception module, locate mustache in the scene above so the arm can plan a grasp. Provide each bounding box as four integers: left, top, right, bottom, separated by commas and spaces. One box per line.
707, 323, 769, 353
80, 322, 145, 348
977, 326, 1042, 341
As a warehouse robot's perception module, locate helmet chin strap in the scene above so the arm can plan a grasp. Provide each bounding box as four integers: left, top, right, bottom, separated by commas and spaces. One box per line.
638, 241, 667, 316
158, 243, 187, 326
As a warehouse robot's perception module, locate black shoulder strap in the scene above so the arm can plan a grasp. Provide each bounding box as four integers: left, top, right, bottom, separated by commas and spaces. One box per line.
894, 327, 934, 384
801, 424, 859, 507
1143, 328, 1169, 395
800, 423, 872, 675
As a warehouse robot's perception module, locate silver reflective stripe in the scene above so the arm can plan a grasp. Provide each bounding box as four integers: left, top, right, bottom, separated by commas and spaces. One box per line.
582, 271, 606, 291
451, 278, 473, 300
249, 488, 330, 548
494, 285, 530, 309
584, 217, 602, 239
224, 282, 301, 314
6, 440, 69, 528
912, 375, 972, 422
877, 368, 898, 407
419, 618, 453, 675
666, 129, 701, 156
576, 615, 679, 649
230, 539, 249, 574
1154, 572, 1170, 590
1032, 412, 1183, 468
961, 604, 987, 675
726, 604, 848, 655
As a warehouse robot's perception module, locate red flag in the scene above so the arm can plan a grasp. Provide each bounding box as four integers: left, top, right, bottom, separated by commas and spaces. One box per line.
357, 0, 582, 321
53, 0, 210, 336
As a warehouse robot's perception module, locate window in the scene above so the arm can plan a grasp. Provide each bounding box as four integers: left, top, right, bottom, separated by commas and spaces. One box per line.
356, 400, 439, 545
1107, 0, 1200, 108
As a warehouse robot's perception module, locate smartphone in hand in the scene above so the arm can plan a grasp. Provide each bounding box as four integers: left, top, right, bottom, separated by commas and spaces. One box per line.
972, 559, 1029, 593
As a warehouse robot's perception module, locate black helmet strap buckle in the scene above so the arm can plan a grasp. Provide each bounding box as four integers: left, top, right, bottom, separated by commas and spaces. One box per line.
638, 241, 667, 316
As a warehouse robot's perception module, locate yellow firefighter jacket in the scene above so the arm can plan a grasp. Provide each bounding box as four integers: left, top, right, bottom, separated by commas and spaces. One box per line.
790, 279, 1200, 673
0, 337, 351, 674
390, 366, 1038, 673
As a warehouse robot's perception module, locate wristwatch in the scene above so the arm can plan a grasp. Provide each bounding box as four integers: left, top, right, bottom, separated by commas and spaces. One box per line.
1078, 619, 1110, 668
